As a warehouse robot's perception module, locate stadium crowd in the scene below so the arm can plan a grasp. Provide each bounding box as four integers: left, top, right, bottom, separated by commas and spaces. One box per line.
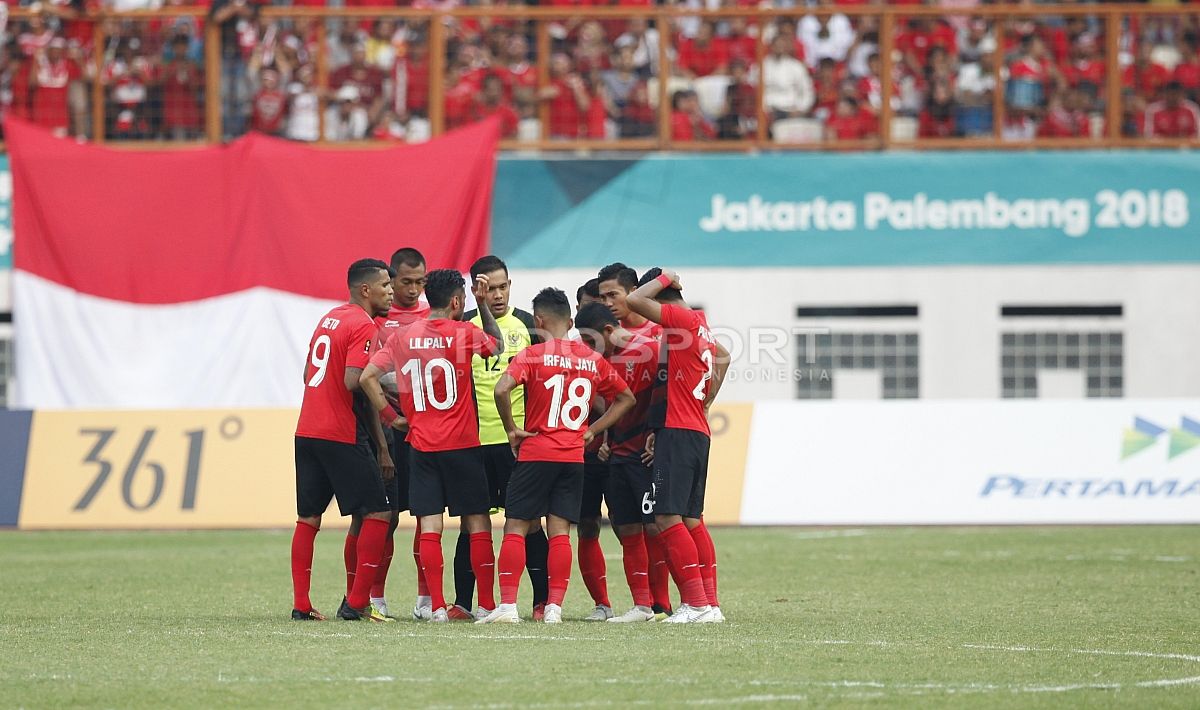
1, 0, 1199, 142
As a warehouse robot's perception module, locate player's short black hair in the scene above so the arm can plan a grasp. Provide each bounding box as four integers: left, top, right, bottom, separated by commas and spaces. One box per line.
390, 247, 426, 271
470, 255, 508, 281
597, 262, 639, 292
577, 278, 600, 304
532, 287, 572, 322
424, 269, 465, 309
638, 267, 683, 302
575, 301, 618, 333
347, 258, 392, 288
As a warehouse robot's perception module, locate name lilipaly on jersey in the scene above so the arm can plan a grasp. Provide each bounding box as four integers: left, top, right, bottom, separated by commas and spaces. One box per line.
408, 336, 455, 349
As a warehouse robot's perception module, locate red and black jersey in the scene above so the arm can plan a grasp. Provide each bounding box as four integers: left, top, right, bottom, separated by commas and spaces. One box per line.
505, 339, 628, 463
606, 334, 659, 462
648, 304, 717, 437
369, 319, 499, 452
295, 303, 378, 444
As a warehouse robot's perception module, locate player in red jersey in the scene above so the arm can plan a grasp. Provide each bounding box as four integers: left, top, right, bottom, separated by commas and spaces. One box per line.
360, 269, 503, 623
596, 262, 673, 616
478, 288, 635, 624
291, 259, 397, 623
598, 262, 662, 341
361, 247, 431, 621
627, 268, 730, 623
575, 302, 664, 623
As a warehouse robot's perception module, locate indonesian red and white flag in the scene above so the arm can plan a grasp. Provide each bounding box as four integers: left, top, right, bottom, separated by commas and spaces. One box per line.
7, 117, 499, 408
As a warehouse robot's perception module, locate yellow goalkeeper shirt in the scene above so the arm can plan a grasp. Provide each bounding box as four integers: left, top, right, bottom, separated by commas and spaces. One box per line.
467, 307, 538, 445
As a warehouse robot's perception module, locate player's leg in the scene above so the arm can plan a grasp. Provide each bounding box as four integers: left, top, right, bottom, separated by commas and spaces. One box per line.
370, 431, 403, 618
344, 516, 361, 599
292, 437, 332, 620
450, 526, 475, 619
318, 438, 394, 622
445, 447, 497, 621
577, 462, 612, 620
683, 434, 720, 621
478, 460, 551, 624
409, 449, 450, 622
397, 441, 432, 619
605, 463, 655, 623
652, 430, 713, 623
543, 462, 585, 624
645, 525, 673, 617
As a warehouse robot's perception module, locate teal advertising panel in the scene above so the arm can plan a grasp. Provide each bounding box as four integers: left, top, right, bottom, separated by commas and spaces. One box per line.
0, 154, 9, 271
493, 152, 1200, 268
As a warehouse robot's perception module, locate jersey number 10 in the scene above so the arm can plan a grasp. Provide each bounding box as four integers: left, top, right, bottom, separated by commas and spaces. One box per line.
402, 357, 458, 412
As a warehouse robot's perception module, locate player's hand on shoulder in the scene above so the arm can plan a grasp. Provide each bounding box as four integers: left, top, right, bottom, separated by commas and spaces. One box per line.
598, 442, 610, 462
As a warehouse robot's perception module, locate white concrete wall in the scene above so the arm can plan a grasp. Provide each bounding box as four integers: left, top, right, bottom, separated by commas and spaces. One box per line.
510, 264, 1200, 401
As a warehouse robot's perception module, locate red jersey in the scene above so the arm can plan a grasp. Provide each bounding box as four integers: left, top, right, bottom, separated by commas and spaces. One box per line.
653, 304, 717, 437
607, 335, 659, 461
624, 317, 662, 342
375, 301, 432, 335
1146, 101, 1200, 138
505, 339, 628, 463
370, 319, 499, 452
296, 303, 379, 444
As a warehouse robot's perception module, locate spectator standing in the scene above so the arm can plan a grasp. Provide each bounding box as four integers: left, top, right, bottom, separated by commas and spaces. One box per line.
209, 0, 257, 139
161, 34, 203, 140
763, 34, 814, 122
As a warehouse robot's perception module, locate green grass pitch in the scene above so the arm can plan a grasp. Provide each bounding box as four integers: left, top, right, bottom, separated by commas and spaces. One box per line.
2, 526, 1198, 708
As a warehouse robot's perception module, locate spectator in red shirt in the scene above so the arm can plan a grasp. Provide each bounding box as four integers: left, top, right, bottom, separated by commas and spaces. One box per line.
500, 34, 537, 105
330, 43, 386, 125
826, 96, 873, 141
574, 21, 611, 78
29, 37, 79, 137
1123, 43, 1170, 101
1038, 93, 1087, 138
400, 40, 431, 118
677, 21, 728, 79
1173, 41, 1200, 102
161, 34, 203, 140
251, 66, 288, 136
540, 53, 591, 139
471, 72, 520, 138
670, 89, 715, 141
719, 58, 758, 136
723, 17, 757, 67
812, 57, 842, 120
599, 45, 654, 138
1060, 35, 1104, 98
918, 81, 956, 138
1145, 81, 1200, 138
1008, 34, 1052, 110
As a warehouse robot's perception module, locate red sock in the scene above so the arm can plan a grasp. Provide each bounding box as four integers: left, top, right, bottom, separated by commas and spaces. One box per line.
497, 533, 526, 605
370, 535, 394, 599
619, 531, 653, 609
418, 531, 446, 611
578, 536, 610, 607
291, 521, 318, 612
343, 532, 358, 598
645, 531, 672, 611
689, 521, 719, 607
348, 518, 388, 610
547, 534, 572, 607
470, 532, 496, 610
660, 523, 707, 608
413, 522, 429, 597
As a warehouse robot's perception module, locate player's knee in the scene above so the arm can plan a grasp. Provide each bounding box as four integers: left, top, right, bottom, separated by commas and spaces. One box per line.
578, 518, 601, 539
348, 516, 363, 535
546, 515, 572, 538
419, 515, 445, 534
298, 516, 322, 531
503, 517, 532, 536
616, 523, 642, 540
464, 513, 492, 535
655, 513, 682, 528
365, 511, 391, 522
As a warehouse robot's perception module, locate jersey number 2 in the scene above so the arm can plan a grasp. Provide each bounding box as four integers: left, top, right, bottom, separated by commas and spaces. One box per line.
692, 350, 714, 400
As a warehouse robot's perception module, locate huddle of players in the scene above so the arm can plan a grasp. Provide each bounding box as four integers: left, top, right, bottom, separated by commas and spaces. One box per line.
290, 249, 728, 624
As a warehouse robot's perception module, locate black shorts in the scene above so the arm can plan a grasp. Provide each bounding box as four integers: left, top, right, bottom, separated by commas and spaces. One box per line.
409, 446, 491, 518
385, 431, 412, 513
579, 461, 609, 520
650, 428, 711, 519
505, 461, 585, 523
481, 443, 516, 510
607, 459, 655, 526
295, 436, 390, 518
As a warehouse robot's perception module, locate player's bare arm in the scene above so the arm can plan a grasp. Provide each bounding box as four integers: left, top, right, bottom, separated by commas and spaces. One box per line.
641, 431, 655, 465
353, 393, 395, 480
704, 339, 731, 411
494, 372, 534, 455
625, 269, 682, 324
359, 363, 407, 430
584, 387, 635, 444
345, 365, 365, 392
473, 274, 505, 353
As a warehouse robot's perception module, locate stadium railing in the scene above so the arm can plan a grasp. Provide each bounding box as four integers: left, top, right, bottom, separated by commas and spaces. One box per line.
1, 4, 1199, 152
